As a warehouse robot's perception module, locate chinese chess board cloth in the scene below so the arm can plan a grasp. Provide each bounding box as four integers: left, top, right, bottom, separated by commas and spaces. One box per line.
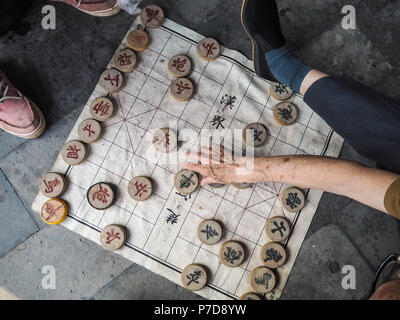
33, 13, 344, 300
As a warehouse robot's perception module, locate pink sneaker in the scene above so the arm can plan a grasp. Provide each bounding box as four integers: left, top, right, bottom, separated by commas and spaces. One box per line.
52, 0, 121, 17
0, 71, 46, 139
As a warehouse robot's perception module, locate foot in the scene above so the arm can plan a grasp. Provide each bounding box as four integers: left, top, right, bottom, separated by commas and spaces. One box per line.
0, 71, 46, 139
240, 0, 286, 81
52, 0, 121, 17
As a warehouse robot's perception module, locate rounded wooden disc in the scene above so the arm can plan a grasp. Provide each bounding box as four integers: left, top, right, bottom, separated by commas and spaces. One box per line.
152, 128, 177, 153
181, 264, 207, 291
219, 241, 245, 267
265, 216, 290, 242
128, 176, 153, 201
39, 172, 66, 198
232, 183, 251, 189
197, 219, 223, 245
273, 102, 298, 126
270, 82, 293, 101
61, 140, 86, 165
78, 119, 102, 144
40, 198, 67, 225
99, 69, 123, 93
174, 169, 199, 195
112, 48, 137, 73
140, 5, 164, 29
168, 55, 192, 78
279, 187, 306, 213
260, 242, 287, 269
100, 224, 126, 251
249, 266, 276, 293
90, 97, 114, 122
196, 38, 220, 61
87, 183, 115, 210
170, 78, 194, 101
126, 29, 150, 52
243, 123, 268, 147
239, 292, 262, 300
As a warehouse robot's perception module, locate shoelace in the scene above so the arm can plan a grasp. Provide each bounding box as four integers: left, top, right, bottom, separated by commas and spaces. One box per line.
76, 0, 82, 7
0, 77, 22, 104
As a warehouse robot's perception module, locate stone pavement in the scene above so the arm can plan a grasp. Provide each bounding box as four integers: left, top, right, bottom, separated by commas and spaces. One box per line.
0, 0, 399, 299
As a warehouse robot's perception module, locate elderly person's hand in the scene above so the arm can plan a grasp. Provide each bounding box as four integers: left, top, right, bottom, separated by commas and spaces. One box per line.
182, 144, 263, 186
181, 143, 400, 217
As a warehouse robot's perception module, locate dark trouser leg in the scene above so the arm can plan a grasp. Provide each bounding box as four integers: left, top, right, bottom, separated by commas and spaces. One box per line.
304, 76, 400, 174
0, 1, 32, 36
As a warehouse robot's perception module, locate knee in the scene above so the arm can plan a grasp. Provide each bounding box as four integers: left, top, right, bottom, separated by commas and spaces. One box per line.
370, 279, 400, 300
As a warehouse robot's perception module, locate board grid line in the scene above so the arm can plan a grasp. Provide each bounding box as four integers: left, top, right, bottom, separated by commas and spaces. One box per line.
58, 19, 339, 300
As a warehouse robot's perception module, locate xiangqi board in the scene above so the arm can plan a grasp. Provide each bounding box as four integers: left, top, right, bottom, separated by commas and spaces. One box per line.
32, 13, 343, 300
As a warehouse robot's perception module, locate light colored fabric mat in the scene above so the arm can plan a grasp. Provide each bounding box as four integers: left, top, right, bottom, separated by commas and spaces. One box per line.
33, 13, 344, 300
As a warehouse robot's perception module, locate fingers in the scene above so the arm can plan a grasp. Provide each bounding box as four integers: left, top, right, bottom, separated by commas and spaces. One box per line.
185, 143, 237, 160
184, 149, 218, 164
184, 151, 202, 164
181, 162, 200, 171
200, 146, 212, 155
181, 163, 214, 178
199, 147, 217, 164
200, 177, 221, 186
185, 149, 214, 165
181, 162, 247, 185
197, 144, 233, 164
181, 163, 229, 183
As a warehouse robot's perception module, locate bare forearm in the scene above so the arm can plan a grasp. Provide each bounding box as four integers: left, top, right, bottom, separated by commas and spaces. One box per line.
253, 156, 399, 213
183, 148, 399, 214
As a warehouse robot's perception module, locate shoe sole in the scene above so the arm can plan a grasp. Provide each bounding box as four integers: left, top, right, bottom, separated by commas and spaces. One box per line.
2, 103, 46, 139
240, 0, 268, 75
240, 0, 260, 75
75, 4, 121, 17
26, 104, 46, 139
240, 0, 278, 82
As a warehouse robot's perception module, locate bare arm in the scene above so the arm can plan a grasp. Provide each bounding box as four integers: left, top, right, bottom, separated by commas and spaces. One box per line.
182, 149, 399, 215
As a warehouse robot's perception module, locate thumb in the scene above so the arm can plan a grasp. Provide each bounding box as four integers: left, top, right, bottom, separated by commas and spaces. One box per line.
201, 177, 221, 186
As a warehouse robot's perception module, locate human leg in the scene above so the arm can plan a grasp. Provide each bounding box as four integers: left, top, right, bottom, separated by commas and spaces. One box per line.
241, 0, 400, 174
303, 75, 400, 174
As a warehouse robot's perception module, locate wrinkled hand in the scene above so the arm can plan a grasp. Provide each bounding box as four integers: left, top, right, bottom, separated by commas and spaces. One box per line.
182, 144, 258, 186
